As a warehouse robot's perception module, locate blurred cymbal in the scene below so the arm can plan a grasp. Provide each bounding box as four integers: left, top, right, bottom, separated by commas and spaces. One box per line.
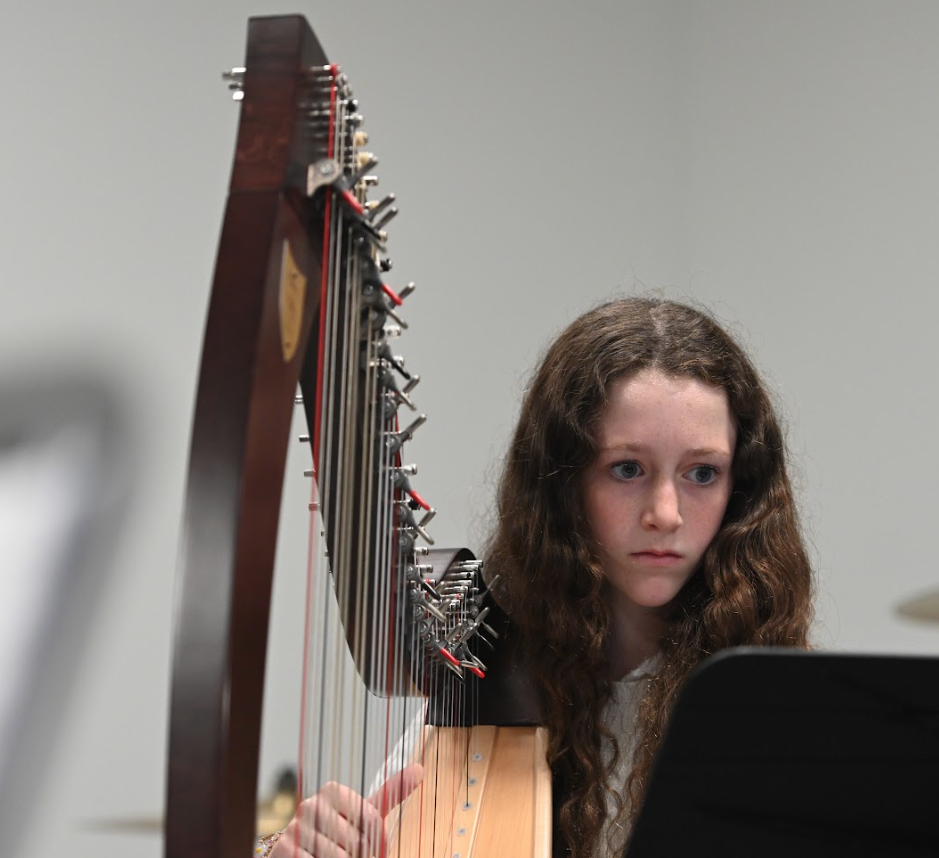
83, 817, 161, 834
897, 588, 939, 623
84, 787, 296, 836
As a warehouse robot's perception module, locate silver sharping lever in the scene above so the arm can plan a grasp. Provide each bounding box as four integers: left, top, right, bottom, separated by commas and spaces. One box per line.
386, 414, 426, 454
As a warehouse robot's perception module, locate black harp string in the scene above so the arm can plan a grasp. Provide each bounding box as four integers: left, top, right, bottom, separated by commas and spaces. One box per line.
315, 63, 352, 803
296, 61, 475, 858
359, 240, 380, 796
307, 63, 336, 803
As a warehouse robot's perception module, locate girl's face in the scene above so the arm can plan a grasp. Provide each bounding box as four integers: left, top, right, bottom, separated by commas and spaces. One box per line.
581, 369, 736, 623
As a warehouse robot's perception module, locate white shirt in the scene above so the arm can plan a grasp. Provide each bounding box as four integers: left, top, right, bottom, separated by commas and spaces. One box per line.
596, 654, 661, 858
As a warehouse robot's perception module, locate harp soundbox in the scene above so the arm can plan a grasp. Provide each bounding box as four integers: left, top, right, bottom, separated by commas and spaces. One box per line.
164, 15, 550, 858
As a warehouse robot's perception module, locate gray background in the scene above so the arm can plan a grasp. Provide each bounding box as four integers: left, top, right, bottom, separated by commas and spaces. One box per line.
2, 2, 938, 856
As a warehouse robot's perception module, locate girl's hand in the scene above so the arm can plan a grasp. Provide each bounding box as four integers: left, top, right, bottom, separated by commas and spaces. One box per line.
270, 763, 424, 858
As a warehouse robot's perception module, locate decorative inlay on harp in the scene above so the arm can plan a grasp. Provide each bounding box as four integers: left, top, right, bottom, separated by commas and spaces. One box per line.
165, 14, 549, 858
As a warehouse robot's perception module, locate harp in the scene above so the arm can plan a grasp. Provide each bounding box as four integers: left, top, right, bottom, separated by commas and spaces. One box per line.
164, 15, 549, 858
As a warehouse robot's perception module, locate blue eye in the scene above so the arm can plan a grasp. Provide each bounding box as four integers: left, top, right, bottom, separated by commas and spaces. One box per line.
611, 461, 643, 480
688, 465, 718, 485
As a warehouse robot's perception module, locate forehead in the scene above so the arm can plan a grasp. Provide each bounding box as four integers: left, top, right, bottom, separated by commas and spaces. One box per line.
595, 369, 736, 453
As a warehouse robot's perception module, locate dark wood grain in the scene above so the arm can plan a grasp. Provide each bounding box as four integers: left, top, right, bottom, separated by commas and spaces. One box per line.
165, 16, 326, 858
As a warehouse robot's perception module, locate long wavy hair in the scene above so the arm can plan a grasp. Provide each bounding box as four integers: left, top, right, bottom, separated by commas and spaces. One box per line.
486, 298, 813, 858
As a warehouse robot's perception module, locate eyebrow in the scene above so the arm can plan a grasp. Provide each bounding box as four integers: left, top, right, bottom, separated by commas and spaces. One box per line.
598, 442, 733, 459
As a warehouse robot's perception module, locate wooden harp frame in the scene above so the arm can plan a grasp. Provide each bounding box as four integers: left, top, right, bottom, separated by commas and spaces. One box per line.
164, 15, 550, 858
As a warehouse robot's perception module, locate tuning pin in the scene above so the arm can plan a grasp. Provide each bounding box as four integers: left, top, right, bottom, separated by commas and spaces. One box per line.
402, 374, 420, 395
437, 580, 470, 596
379, 257, 393, 272
222, 67, 245, 101
348, 155, 379, 187
354, 131, 369, 147
440, 571, 475, 583
373, 206, 398, 230
480, 621, 500, 639
398, 282, 416, 301
366, 193, 396, 219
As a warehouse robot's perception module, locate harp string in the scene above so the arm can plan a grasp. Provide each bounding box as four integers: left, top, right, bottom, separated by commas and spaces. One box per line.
294, 61, 481, 858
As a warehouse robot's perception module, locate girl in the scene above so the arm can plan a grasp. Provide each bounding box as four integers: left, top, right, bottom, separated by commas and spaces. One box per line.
487, 297, 813, 856
269, 296, 813, 858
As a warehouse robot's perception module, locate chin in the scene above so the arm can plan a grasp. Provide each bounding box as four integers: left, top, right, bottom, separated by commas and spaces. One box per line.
629, 582, 687, 610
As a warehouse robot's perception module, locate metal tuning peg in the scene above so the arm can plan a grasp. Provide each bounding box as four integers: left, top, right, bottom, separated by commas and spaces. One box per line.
386, 414, 427, 454
222, 67, 245, 100
348, 154, 379, 188
373, 206, 398, 230
366, 193, 396, 220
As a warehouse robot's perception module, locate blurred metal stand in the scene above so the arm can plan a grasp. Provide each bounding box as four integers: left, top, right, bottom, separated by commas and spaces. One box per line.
0, 370, 131, 854
897, 589, 939, 624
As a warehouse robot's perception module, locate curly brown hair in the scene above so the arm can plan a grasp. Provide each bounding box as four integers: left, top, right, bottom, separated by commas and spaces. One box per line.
486, 297, 813, 858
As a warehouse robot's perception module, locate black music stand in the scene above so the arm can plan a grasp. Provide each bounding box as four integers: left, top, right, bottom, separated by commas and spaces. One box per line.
626, 648, 939, 858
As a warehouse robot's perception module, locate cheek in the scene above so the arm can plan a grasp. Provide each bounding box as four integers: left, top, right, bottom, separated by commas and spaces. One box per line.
584, 483, 636, 538
692, 491, 733, 545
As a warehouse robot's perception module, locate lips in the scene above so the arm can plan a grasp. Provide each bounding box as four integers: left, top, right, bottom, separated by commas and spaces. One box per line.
630, 550, 684, 566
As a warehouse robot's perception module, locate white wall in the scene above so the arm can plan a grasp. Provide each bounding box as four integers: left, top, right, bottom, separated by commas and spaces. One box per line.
2, 2, 938, 856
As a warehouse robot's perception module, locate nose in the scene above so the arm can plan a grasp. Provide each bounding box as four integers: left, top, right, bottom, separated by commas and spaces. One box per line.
640, 478, 682, 532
